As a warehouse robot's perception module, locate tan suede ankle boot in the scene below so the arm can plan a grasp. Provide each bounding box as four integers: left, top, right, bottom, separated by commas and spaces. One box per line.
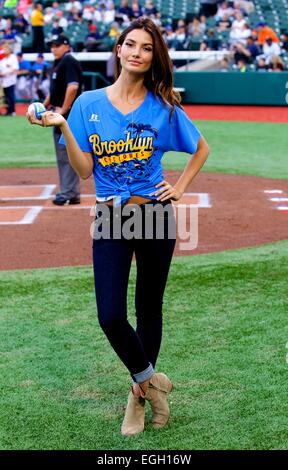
121, 388, 145, 436
141, 372, 173, 429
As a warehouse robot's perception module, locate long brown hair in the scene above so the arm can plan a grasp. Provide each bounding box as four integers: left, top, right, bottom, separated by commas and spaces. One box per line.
114, 18, 182, 118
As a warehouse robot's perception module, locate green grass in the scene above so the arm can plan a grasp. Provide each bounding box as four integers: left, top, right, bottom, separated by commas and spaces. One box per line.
0, 117, 287, 179
164, 121, 288, 179
0, 116, 55, 168
1, 241, 288, 450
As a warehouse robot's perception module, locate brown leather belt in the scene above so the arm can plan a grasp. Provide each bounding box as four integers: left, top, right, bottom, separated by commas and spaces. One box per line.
96, 195, 154, 207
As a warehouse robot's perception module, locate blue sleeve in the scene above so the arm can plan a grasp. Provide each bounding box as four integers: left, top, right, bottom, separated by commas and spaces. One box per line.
169, 106, 201, 154
59, 96, 91, 152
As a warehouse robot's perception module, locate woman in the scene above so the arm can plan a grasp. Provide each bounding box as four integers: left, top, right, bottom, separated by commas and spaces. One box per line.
27, 18, 209, 436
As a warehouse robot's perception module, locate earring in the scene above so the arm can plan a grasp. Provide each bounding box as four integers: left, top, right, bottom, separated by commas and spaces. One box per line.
151, 68, 155, 82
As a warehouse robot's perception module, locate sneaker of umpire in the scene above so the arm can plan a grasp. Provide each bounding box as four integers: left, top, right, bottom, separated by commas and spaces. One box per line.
52, 194, 81, 206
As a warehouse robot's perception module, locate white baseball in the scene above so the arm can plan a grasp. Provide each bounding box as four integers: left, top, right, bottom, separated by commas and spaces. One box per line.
27, 102, 46, 120
27, 103, 36, 117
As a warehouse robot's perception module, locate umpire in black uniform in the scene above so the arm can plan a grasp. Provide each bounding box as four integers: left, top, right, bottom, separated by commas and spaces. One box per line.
44, 35, 83, 205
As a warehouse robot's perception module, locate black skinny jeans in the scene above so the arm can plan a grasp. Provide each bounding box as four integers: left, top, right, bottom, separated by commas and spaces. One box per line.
92, 200, 176, 383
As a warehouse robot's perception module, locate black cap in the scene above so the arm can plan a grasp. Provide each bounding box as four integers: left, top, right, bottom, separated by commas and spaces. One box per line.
47, 34, 70, 46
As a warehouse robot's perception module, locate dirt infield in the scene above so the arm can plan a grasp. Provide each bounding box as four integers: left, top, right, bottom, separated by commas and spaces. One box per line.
184, 105, 288, 123
0, 167, 287, 270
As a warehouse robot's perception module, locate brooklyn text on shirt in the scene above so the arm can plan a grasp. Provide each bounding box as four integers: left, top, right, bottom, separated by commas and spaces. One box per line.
89, 129, 155, 166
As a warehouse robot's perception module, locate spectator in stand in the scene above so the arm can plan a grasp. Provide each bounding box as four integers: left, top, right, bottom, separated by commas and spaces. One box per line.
55, 10, 68, 30
231, 11, 246, 33
31, 2, 45, 53
2, 18, 16, 40
219, 56, 230, 71
200, 40, 209, 51
116, 0, 133, 24
0, 43, 19, 116
236, 58, 247, 72
131, 0, 143, 19
51, 18, 64, 36
84, 23, 102, 52
15, 51, 31, 100
281, 32, 287, 51
93, 3, 102, 22
74, 11, 85, 26
205, 28, 220, 50
199, 15, 207, 31
17, 0, 32, 16
188, 17, 206, 37
51, 1, 61, 16
215, 1, 234, 20
172, 19, 188, 51
87, 20, 95, 33
245, 36, 260, 59
199, 0, 218, 18
65, 0, 82, 13
82, 5, 94, 22
2, 19, 22, 54
270, 55, 285, 72
233, 36, 260, 64
67, 6, 83, 23
162, 25, 175, 49
262, 36, 281, 65
104, 2, 116, 24
236, 0, 254, 15
14, 13, 29, 34
217, 13, 232, 32
0, 15, 8, 32
233, 1, 247, 17
230, 21, 251, 46
256, 56, 268, 71
108, 21, 120, 40
256, 22, 280, 46
142, 0, 158, 17
44, 7, 54, 25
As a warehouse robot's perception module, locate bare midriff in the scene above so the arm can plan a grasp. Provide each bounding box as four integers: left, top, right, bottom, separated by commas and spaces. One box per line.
96, 195, 154, 206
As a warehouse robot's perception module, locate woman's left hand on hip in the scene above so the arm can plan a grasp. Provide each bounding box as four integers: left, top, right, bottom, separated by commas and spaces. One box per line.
154, 180, 183, 202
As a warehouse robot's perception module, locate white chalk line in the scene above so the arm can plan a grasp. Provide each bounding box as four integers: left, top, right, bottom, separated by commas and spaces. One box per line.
0, 206, 43, 225
0, 186, 212, 225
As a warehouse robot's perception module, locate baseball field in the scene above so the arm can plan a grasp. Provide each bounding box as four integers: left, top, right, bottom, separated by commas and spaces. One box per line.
0, 104, 287, 450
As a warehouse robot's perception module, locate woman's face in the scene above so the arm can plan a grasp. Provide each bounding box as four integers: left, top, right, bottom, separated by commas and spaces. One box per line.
117, 29, 154, 75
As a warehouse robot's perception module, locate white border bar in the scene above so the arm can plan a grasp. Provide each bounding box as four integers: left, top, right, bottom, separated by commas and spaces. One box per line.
0, 206, 43, 225
24, 51, 228, 62
0, 184, 56, 201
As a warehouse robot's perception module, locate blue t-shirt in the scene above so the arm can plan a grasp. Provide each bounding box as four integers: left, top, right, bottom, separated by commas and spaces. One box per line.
31, 60, 50, 72
18, 59, 31, 71
60, 88, 201, 206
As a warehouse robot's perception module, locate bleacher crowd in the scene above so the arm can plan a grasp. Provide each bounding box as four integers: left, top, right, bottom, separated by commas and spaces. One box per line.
0, 0, 288, 111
